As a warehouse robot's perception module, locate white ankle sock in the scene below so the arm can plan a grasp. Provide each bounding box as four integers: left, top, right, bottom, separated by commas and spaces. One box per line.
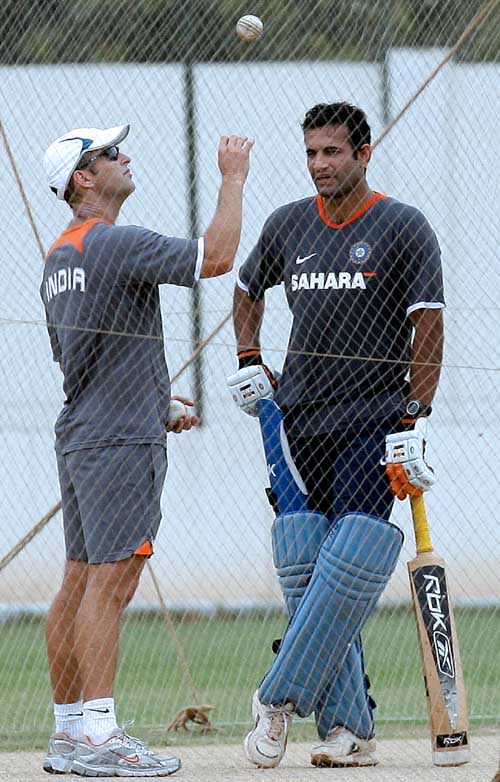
83, 698, 118, 742
54, 700, 84, 739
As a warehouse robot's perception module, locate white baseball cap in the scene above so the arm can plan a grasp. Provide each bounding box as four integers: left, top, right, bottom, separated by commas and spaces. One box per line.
44, 124, 130, 200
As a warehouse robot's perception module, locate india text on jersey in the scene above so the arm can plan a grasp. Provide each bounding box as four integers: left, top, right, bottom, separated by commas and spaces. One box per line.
44, 267, 86, 303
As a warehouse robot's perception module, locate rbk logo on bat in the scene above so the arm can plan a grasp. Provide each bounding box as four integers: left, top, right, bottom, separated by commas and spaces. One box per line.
412, 566, 456, 680
434, 631, 454, 678
436, 732, 468, 748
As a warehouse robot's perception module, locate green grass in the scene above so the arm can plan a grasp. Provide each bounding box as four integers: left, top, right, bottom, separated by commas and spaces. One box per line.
0, 607, 498, 750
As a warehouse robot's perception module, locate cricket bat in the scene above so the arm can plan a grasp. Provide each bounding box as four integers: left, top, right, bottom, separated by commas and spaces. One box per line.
408, 494, 471, 766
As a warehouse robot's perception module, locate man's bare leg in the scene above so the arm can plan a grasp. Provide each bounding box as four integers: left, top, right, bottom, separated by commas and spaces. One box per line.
44, 561, 89, 773
46, 560, 89, 703
74, 555, 146, 699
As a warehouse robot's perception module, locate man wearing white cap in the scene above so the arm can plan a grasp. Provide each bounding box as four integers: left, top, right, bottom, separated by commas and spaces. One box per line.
41, 123, 254, 777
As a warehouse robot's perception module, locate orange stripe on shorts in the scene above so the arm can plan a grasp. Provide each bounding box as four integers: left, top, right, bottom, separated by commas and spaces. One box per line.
135, 540, 153, 556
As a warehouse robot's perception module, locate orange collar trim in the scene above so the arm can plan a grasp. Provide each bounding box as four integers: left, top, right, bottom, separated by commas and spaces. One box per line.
316, 192, 387, 229
47, 217, 112, 258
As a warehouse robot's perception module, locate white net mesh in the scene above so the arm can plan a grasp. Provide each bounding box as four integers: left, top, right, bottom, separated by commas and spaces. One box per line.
0, 0, 499, 770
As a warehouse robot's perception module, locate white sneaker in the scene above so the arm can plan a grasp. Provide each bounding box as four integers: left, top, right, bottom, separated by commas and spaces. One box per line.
310, 726, 378, 767
71, 726, 180, 777
43, 733, 78, 774
244, 689, 294, 768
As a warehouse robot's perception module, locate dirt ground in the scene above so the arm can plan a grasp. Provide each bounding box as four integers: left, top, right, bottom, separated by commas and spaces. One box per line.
0, 736, 498, 782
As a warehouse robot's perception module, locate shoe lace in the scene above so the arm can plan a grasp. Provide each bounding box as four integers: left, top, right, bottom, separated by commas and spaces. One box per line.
267, 710, 287, 742
116, 721, 153, 755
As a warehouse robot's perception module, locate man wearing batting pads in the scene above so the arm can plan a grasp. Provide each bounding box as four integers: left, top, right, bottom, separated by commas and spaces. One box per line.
227, 102, 444, 768
41, 124, 253, 777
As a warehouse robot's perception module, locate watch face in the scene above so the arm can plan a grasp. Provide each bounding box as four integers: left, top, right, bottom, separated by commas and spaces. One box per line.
406, 401, 421, 417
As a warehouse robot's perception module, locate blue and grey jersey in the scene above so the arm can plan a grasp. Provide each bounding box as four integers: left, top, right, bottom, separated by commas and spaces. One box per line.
237, 193, 445, 434
41, 218, 203, 453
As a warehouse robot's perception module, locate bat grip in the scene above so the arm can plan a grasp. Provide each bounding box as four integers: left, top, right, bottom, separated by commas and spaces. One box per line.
410, 495, 434, 554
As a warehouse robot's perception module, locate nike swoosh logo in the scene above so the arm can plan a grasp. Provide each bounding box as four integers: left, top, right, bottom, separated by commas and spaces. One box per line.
88, 708, 110, 713
295, 253, 317, 265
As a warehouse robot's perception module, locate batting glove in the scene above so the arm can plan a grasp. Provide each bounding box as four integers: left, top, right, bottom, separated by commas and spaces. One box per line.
226, 350, 278, 417
383, 417, 436, 500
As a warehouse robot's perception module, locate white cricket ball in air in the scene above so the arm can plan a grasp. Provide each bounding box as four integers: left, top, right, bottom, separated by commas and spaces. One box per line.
236, 14, 264, 41
168, 399, 187, 423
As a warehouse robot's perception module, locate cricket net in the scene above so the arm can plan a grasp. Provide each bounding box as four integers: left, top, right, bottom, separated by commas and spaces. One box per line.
0, 0, 499, 760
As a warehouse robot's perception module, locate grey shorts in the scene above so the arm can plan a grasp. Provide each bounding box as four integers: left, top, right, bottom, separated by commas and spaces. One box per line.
56, 444, 168, 564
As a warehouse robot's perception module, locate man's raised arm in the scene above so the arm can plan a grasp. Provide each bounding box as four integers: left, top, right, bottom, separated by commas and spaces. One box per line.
201, 136, 254, 278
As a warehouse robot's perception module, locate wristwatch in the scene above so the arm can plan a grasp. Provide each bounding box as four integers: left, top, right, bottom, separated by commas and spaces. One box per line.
405, 400, 432, 418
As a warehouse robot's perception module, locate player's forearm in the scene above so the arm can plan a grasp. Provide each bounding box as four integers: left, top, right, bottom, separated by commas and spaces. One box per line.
408, 309, 444, 406
233, 285, 264, 354
201, 176, 245, 278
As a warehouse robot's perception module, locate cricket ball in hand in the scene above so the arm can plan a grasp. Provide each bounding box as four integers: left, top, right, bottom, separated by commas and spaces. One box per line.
236, 14, 264, 41
168, 399, 187, 423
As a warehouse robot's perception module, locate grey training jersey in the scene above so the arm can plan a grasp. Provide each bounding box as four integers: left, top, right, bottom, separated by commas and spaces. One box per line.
238, 194, 445, 435
41, 218, 203, 453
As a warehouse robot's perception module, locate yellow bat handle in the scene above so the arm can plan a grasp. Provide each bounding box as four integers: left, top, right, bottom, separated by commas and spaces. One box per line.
410, 494, 434, 554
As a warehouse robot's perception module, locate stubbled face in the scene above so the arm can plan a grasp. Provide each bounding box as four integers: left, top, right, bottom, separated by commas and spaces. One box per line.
304, 123, 370, 199
90, 149, 135, 201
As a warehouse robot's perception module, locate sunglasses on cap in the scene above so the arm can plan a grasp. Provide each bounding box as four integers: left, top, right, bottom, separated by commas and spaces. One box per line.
78, 145, 120, 169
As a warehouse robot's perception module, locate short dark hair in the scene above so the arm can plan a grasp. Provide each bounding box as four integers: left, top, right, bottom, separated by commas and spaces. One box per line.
61, 150, 97, 204
301, 102, 371, 152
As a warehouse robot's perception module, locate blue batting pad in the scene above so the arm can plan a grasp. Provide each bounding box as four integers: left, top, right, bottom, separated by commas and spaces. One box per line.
259, 512, 403, 718
271, 510, 375, 738
314, 637, 375, 740
272, 510, 329, 616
